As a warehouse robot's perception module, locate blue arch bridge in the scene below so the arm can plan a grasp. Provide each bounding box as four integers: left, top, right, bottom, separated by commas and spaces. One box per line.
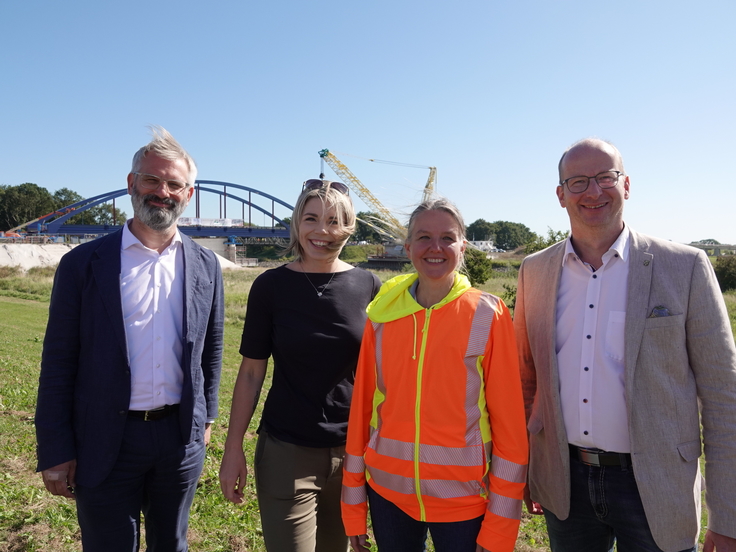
23, 181, 293, 241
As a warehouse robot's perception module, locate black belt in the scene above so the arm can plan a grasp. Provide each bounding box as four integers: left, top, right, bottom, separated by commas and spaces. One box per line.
569, 444, 631, 468
128, 404, 179, 421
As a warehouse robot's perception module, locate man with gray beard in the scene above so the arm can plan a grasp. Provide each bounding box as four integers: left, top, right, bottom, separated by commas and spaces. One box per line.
35, 126, 224, 552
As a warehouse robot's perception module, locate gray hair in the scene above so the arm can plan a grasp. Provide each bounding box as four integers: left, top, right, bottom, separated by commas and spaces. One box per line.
283, 183, 356, 262
131, 125, 198, 185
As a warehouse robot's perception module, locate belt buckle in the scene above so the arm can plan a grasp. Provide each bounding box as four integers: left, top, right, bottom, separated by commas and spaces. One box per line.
143, 406, 164, 421
578, 447, 601, 467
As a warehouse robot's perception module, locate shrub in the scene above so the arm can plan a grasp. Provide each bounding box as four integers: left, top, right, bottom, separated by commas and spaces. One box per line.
461, 248, 493, 286
714, 256, 736, 291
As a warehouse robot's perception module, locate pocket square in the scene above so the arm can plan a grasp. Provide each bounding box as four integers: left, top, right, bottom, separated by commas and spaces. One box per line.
648, 306, 671, 318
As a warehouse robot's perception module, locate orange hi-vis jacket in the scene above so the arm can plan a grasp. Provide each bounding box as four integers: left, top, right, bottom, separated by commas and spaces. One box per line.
341, 273, 528, 552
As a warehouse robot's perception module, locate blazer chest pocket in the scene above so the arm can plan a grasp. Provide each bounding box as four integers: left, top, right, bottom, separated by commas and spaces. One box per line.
644, 313, 684, 329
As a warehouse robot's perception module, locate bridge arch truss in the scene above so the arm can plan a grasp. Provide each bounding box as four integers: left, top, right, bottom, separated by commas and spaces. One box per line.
26, 181, 294, 239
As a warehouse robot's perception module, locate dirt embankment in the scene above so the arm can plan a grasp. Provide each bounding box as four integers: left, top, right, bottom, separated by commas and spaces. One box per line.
0, 243, 240, 270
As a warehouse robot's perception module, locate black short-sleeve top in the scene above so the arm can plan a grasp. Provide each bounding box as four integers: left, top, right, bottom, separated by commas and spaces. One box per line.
240, 265, 382, 447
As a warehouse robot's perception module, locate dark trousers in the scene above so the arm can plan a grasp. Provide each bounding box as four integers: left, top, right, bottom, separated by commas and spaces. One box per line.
367, 485, 483, 552
74, 412, 205, 552
543, 454, 697, 552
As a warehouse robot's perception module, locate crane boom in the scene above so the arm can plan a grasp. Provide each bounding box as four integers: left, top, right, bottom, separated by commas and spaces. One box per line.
422, 166, 437, 203
318, 149, 406, 241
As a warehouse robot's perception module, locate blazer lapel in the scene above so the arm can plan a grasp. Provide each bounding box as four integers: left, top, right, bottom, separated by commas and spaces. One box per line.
540, 243, 566, 424
90, 231, 129, 361
542, 244, 565, 389
624, 231, 653, 412
181, 235, 198, 343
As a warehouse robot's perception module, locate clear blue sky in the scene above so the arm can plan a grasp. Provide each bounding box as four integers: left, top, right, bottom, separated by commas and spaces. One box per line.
2, 0, 735, 244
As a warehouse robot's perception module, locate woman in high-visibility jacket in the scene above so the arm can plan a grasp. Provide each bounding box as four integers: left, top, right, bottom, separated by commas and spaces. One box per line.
341, 198, 528, 552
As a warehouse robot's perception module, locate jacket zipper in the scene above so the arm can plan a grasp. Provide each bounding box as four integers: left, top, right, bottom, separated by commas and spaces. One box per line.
414, 308, 432, 521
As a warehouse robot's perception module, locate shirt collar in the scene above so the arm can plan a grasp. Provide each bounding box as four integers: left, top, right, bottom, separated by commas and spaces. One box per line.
562, 224, 631, 267
121, 219, 182, 252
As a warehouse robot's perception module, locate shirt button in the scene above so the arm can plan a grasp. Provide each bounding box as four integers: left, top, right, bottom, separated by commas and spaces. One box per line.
583, 399, 588, 403
589, 304, 594, 308
592, 275, 597, 279
156, 336, 161, 341
584, 367, 589, 371
156, 363, 160, 368
584, 431, 589, 435
586, 335, 591, 339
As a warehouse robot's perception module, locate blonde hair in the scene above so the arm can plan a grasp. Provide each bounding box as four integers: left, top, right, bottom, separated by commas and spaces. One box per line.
283, 185, 356, 262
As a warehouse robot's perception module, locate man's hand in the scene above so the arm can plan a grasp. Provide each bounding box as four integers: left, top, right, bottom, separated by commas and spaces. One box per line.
704, 529, 736, 552
524, 484, 544, 515
42, 460, 77, 499
204, 423, 212, 446
349, 534, 371, 551
219, 446, 248, 504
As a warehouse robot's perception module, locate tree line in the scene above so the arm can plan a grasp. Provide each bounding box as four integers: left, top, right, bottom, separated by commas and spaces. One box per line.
0, 183, 127, 231
355, 212, 567, 253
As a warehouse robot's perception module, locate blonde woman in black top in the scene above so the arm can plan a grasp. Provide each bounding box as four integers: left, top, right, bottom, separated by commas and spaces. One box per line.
220, 180, 381, 552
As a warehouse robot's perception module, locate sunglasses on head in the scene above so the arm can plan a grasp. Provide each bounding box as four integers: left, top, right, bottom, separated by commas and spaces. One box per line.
302, 179, 349, 196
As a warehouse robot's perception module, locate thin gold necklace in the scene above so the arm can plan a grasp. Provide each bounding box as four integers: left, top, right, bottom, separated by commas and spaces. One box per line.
301, 261, 336, 297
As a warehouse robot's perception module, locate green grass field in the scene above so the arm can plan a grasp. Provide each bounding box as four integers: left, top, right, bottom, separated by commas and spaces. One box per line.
1, 263, 725, 551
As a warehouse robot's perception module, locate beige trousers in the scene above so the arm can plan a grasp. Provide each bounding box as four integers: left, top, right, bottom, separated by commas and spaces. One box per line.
254, 430, 349, 552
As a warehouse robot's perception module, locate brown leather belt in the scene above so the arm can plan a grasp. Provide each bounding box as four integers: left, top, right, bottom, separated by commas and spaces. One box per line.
128, 404, 179, 422
569, 444, 631, 468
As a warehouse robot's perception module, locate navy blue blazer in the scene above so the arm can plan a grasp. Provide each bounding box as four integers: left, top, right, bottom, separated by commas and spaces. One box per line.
35, 229, 224, 487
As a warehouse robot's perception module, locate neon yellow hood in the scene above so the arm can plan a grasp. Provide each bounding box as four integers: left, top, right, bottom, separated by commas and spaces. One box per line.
366, 272, 472, 323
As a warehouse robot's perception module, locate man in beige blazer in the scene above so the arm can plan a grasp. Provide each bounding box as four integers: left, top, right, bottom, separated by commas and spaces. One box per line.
515, 138, 736, 552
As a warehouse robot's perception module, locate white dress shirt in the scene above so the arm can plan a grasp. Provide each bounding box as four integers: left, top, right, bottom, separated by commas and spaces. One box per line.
555, 226, 631, 452
121, 220, 184, 411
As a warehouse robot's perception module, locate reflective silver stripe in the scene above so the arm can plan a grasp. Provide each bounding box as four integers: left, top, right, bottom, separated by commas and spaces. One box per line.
420, 442, 485, 467
368, 465, 415, 495
491, 453, 527, 484
342, 484, 367, 505
344, 453, 366, 474
371, 435, 413, 461
466, 294, 498, 357
487, 492, 523, 520
369, 435, 486, 468
422, 477, 483, 499
464, 293, 498, 441
368, 465, 483, 499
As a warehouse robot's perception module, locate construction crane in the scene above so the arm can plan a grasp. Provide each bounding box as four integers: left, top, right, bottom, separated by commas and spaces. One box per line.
423, 166, 437, 203
318, 149, 436, 242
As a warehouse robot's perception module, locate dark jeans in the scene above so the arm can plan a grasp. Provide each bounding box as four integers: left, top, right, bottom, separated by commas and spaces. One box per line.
367, 485, 483, 552
75, 412, 205, 552
543, 454, 696, 552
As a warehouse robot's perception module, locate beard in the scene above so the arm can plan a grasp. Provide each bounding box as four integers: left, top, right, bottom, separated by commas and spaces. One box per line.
131, 188, 188, 232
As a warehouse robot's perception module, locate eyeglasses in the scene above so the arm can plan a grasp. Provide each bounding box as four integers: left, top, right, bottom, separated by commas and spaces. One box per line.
302, 179, 349, 196
134, 173, 190, 195
560, 171, 623, 194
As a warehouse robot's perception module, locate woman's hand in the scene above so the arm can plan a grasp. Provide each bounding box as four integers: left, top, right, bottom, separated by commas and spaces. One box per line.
349, 534, 371, 551
219, 446, 248, 504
